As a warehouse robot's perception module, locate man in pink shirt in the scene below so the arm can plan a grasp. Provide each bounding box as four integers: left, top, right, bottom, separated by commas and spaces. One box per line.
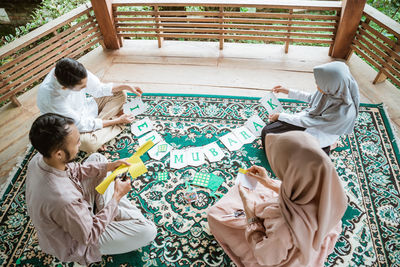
26, 113, 157, 265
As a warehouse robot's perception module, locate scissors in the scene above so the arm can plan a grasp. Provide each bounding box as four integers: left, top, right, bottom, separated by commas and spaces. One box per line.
221, 209, 245, 218
117, 172, 129, 181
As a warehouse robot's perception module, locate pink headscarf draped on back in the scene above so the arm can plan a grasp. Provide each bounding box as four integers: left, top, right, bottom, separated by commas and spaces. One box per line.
265, 131, 347, 264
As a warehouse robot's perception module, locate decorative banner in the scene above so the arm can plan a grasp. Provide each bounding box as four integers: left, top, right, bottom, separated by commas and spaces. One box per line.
259, 92, 283, 114
186, 148, 206, 167
235, 168, 258, 190
170, 149, 187, 169
203, 142, 225, 162
233, 126, 256, 144
244, 115, 267, 137
219, 132, 243, 151
138, 131, 162, 146
148, 140, 172, 160
123, 97, 147, 116
131, 117, 153, 137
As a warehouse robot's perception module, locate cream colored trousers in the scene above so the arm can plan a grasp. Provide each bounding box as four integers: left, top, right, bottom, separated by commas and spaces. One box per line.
84, 153, 157, 255
80, 92, 127, 153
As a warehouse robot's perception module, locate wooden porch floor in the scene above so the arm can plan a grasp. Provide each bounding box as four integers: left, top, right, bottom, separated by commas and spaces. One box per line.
1, 40, 400, 189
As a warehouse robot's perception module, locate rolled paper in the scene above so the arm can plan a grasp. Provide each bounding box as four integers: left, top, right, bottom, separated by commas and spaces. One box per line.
238, 168, 248, 174
95, 140, 154, 194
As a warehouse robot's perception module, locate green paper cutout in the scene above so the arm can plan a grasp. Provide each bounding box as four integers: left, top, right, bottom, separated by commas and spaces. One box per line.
158, 144, 168, 152
157, 172, 169, 181
191, 172, 224, 192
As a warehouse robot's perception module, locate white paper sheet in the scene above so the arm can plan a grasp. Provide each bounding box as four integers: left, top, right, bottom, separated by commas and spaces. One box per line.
219, 132, 243, 151
131, 117, 153, 137
123, 98, 147, 116
169, 149, 187, 169
244, 115, 267, 137
233, 126, 256, 144
203, 142, 225, 162
186, 147, 206, 167
138, 131, 162, 146
259, 92, 283, 114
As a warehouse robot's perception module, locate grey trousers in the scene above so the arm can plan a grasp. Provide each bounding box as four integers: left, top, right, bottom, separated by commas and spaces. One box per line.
84, 153, 157, 255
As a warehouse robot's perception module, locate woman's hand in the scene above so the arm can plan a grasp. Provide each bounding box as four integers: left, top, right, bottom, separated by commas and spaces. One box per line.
246, 165, 280, 193
238, 185, 256, 219
268, 113, 280, 122
272, 85, 289, 94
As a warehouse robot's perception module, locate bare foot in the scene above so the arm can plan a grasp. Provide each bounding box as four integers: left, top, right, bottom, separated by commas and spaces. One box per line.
98, 145, 107, 152
116, 109, 124, 116
330, 141, 339, 150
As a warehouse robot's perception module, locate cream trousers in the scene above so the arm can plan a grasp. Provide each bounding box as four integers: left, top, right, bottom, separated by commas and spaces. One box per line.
80, 92, 127, 153
84, 153, 157, 255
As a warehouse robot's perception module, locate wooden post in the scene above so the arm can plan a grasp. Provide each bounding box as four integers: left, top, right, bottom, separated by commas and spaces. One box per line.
219, 6, 224, 50
331, 0, 366, 59
90, 0, 121, 49
285, 9, 293, 54
155, 5, 163, 48
10, 95, 22, 107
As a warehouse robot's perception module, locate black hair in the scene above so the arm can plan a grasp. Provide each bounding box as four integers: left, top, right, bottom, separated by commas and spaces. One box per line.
29, 113, 75, 158
54, 58, 87, 88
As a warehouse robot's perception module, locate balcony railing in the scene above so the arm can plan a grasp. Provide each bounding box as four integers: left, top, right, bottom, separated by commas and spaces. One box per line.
112, 0, 341, 52
0, 3, 102, 106
1, 0, 400, 107
351, 4, 400, 87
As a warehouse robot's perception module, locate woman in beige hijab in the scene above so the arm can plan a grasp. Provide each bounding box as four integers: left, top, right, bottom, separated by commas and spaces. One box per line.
207, 131, 347, 266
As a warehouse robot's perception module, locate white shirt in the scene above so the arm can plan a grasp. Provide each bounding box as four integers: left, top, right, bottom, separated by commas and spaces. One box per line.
278, 89, 339, 148
37, 68, 113, 133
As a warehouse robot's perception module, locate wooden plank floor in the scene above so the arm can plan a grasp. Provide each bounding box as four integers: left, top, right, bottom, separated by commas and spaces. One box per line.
1, 40, 399, 190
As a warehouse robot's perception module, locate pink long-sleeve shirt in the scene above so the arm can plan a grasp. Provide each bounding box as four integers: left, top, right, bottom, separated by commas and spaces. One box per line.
26, 154, 118, 265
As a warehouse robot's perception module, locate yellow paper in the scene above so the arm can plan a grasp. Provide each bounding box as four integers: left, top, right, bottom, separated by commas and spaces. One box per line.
127, 156, 147, 179
239, 168, 248, 174
95, 140, 154, 194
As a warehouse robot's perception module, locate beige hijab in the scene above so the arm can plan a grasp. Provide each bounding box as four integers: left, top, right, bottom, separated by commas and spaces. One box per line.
265, 131, 347, 264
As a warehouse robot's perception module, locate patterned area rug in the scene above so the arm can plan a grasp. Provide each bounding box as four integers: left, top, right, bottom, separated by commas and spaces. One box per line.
1, 94, 399, 267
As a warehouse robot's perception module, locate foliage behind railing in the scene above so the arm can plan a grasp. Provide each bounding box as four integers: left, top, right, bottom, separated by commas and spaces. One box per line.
0, 3, 102, 107
351, 4, 400, 87
112, 0, 341, 52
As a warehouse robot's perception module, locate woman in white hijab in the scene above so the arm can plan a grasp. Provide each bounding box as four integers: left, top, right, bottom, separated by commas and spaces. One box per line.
261, 61, 360, 154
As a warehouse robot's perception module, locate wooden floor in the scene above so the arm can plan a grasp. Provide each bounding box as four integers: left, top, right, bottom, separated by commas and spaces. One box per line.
1, 40, 400, 190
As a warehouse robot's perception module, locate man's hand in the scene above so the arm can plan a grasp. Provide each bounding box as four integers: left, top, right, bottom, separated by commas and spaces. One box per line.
113, 85, 143, 96
238, 185, 256, 219
102, 114, 135, 128
117, 113, 135, 124
107, 158, 131, 172
268, 113, 280, 122
113, 177, 132, 202
272, 85, 289, 94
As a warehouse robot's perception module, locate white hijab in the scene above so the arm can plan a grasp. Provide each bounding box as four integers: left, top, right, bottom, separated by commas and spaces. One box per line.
298, 61, 360, 135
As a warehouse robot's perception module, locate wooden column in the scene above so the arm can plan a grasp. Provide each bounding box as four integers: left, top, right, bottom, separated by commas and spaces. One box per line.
219, 7, 224, 50
90, 0, 121, 49
331, 0, 366, 59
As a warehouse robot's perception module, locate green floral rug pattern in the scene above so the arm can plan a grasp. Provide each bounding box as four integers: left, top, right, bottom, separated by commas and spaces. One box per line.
0, 94, 399, 266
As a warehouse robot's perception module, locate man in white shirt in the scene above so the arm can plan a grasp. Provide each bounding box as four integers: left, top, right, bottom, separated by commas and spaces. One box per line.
37, 58, 143, 153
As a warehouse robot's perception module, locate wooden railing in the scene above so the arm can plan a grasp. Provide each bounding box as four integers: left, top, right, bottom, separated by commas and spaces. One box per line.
0, 3, 102, 106
351, 4, 400, 87
112, 0, 341, 52
4, 0, 400, 107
